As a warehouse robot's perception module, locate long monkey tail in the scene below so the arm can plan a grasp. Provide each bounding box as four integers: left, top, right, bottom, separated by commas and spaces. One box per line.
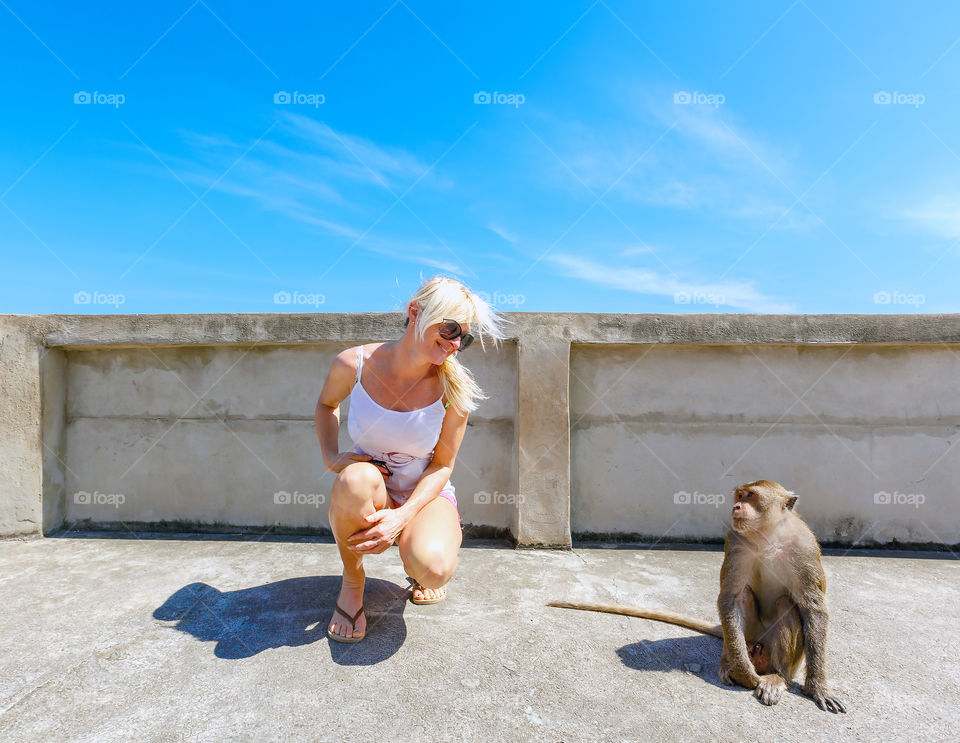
546, 600, 723, 639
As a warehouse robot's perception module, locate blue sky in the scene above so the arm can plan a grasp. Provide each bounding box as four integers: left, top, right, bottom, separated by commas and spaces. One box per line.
1, 0, 958, 314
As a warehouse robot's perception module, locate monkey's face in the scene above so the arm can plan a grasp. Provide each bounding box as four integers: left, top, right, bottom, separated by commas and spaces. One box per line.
731, 481, 797, 533
731, 486, 763, 532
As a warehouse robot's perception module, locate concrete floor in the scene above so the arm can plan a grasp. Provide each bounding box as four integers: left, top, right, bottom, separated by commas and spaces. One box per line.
1, 533, 957, 743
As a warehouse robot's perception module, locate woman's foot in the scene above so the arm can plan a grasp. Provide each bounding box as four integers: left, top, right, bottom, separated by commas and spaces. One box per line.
328, 572, 366, 641
411, 582, 446, 604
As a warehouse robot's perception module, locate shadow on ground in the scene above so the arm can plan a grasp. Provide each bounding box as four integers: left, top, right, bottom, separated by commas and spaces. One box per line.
153, 576, 411, 664
618, 634, 731, 691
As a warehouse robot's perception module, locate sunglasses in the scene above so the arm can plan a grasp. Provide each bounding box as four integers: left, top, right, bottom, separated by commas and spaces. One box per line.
438, 318, 474, 351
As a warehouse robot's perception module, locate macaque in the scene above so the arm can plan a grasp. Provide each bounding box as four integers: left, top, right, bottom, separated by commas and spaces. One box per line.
548, 480, 846, 712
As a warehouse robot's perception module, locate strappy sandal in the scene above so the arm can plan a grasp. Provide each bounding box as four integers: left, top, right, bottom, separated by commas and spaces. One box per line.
327, 603, 365, 643
410, 582, 446, 605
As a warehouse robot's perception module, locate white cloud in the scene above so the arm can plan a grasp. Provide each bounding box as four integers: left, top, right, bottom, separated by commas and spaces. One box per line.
487, 223, 518, 244
902, 195, 960, 238
549, 253, 794, 313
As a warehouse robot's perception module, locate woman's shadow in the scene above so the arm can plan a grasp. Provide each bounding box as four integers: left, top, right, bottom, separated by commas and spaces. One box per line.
153, 575, 409, 665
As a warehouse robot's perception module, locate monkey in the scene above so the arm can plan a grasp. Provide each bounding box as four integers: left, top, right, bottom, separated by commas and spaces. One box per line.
547, 480, 846, 713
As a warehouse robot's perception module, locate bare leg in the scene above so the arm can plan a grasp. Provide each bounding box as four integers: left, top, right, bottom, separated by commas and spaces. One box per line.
397, 497, 462, 602
327, 462, 387, 639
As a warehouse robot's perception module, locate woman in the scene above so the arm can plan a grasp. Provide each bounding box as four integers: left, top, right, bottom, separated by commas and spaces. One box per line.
315, 276, 504, 642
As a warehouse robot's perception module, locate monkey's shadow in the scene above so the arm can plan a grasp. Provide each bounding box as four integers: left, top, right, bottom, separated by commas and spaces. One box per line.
153, 576, 409, 665
618, 635, 738, 692
619, 637, 814, 702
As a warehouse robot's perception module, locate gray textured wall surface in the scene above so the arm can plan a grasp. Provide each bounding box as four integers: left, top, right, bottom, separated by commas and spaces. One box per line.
2, 312, 959, 546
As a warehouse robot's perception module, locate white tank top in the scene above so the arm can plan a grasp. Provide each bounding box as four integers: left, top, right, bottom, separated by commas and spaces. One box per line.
346, 345, 454, 502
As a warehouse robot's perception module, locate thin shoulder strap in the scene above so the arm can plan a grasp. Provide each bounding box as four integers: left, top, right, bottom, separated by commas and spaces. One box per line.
355, 345, 363, 385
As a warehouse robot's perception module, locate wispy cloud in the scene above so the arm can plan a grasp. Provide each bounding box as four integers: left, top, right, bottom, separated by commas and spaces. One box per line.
487, 223, 518, 244
549, 253, 794, 312
902, 194, 960, 238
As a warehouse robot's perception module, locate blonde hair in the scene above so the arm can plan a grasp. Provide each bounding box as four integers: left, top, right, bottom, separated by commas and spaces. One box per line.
404, 276, 507, 414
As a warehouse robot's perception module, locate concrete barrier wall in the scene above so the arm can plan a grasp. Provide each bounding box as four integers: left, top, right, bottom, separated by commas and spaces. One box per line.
61, 342, 517, 535
2, 313, 959, 547
571, 343, 960, 544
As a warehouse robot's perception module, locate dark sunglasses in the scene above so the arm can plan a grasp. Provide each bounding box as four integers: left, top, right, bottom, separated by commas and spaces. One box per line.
438, 318, 474, 351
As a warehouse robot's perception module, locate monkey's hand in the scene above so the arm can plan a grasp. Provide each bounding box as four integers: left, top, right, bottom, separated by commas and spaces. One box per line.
719, 659, 758, 689
755, 674, 786, 706
802, 680, 847, 713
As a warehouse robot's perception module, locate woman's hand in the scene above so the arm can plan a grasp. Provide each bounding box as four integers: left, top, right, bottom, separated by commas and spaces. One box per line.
325, 452, 375, 474
346, 508, 410, 554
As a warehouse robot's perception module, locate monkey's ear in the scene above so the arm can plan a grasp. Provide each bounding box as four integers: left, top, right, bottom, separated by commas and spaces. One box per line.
785, 493, 798, 510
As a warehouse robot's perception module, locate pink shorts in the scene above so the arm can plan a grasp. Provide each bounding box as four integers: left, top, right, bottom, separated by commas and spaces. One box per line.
388, 489, 462, 524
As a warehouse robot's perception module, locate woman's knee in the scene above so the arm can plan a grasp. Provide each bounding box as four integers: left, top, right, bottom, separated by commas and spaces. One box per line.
402, 540, 458, 587
330, 462, 383, 512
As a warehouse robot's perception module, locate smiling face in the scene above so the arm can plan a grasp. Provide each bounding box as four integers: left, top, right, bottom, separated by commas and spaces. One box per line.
408, 303, 472, 365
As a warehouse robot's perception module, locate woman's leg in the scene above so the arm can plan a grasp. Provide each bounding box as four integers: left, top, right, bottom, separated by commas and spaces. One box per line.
327, 462, 388, 639
396, 497, 462, 601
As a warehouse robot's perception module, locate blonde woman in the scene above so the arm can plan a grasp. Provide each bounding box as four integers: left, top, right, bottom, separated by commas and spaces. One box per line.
316, 277, 505, 642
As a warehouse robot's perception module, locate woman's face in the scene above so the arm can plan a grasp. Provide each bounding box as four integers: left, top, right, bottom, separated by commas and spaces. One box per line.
410, 306, 471, 364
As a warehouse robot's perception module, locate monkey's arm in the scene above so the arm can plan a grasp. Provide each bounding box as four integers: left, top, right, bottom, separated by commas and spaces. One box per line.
795, 564, 847, 713
717, 543, 760, 689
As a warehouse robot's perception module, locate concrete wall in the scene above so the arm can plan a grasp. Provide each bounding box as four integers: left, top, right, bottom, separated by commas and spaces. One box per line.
571, 343, 960, 544
2, 313, 959, 547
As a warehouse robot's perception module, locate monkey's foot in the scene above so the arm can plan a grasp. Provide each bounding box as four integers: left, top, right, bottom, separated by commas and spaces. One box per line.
755, 674, 786, 706
410, 582, 446, 605
803, 681, 847, 713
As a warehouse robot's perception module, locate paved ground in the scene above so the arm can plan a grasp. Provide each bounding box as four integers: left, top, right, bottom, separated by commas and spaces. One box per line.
1, 533, 957, 743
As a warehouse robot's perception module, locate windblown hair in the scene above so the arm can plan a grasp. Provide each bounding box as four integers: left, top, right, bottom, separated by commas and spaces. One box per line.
404, 276, 507, 414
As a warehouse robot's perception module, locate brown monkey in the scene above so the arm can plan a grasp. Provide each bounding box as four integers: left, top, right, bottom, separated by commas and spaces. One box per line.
548, 480, 846, 713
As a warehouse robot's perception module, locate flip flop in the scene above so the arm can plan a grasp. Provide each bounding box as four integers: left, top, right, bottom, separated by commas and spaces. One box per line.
327, 602, 365, 643
410, 582, 446, 605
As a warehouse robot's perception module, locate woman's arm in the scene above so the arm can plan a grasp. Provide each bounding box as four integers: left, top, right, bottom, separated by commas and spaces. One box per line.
316, 346, 372, 473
